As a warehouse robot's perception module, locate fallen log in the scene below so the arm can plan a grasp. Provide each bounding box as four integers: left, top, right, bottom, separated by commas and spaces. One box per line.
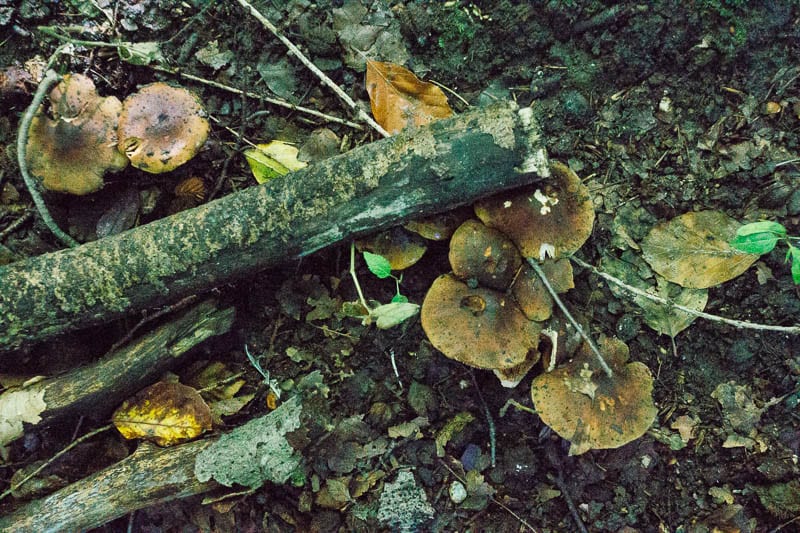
0, 102, 549, 352
0, 299, 235, 446
0, 437, 219, 532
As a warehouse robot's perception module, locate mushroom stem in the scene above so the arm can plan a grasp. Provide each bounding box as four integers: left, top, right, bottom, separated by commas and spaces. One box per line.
16, 69, 80, 248
527, 257, 613, 378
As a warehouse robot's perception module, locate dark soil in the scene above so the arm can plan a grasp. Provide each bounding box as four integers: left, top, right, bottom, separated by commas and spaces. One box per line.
1, 1, 800, 531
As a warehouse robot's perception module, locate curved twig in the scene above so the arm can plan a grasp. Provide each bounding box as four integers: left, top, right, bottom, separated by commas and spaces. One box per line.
17, 69, 80, 248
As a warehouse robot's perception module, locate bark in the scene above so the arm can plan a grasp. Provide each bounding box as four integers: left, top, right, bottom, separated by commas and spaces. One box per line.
0, 102, 548, 352
0, 299, 235, 446
0, 438, 219, 532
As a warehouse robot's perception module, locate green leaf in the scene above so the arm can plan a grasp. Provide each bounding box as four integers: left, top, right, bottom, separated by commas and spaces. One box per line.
391, 293, 409, 303
244, 141, 307, 184
790, 245, 800, 285
363, 251, 392, 279
730, 233, 779, 255
370, 302, 419, 329
735, 221, 787, 237
117, 42, 165, 66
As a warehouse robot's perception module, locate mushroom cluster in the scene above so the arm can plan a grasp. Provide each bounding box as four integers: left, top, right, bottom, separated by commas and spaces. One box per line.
421, 161, 592, 387
419, 161, 656, 454
26, 75, 209, 195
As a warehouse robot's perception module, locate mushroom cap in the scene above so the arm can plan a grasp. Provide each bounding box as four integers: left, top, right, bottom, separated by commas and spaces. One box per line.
474, 161, 594, 259
356, 226, 427, 270
530, 335, 657, 455
449, 219, 522, 290
26, 73, 128, 195
404, 206, 473, 241
118, 82, 209, 173
493, 348, 541, 388
511, 258, 574, 321
421, 274, 541, 370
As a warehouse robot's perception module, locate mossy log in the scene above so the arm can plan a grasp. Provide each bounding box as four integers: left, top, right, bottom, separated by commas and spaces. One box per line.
0, 438, 219, 532
0, 102, 548, 352
0, 299, 235, 446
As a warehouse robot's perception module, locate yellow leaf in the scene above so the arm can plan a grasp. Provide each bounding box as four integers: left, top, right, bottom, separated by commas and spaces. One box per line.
112, 381, 212, 446
365, 60, 453, 135
244, 141, 307, 184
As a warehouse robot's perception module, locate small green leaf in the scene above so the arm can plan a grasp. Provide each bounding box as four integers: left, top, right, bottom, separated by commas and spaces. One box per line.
391, 293, 409, 303
363, 251, 392, 279
370, 302, 419, 329
730, 233, 779, 255
117, 42, 165, 66
790, 245, 800, 284
735, 221, 787, 237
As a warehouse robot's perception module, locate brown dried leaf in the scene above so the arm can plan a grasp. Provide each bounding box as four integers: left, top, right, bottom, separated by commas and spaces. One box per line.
366, 60, 453, 135
112, 381, 212, 446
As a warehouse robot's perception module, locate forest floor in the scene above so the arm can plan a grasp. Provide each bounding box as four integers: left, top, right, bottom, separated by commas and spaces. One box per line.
1, 1, 799, 531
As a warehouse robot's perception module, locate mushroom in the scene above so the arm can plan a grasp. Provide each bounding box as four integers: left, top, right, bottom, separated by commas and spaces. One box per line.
421, 274, 541, 370
356, 226, 427, 270
511, 258, 574, 321
474, 161, 594, 260
26, 73, 129, 195
118, 82, 209, 173
449, 219, 522, 290
404, 206, 473, 241
530, 335, 657, 455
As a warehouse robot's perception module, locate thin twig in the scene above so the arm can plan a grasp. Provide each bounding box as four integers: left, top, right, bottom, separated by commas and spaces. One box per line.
151, 65, 364, 130
17, 69, 79, 248
547, 472, 589, 533
527, 258, 613, 377
0, 210, 34, 242
104, 295, 198, 355
234, 0, 391, 138
470, 370, 496, 467
0, 424, 113, 502
570, 256, 800, 335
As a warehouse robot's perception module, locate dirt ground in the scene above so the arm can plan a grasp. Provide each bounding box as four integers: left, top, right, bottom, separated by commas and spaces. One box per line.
1, 1, 799, 531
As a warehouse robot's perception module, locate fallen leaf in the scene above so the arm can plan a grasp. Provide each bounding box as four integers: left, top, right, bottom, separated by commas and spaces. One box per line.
640, 210, 759, 289
244, 141, 307, 184
366, 60, 453, 135
671, 414, 699, 443
112, 381, 212, 446
0, 381, 47, 446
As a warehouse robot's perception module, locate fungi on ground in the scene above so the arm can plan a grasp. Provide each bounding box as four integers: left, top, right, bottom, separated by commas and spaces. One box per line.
356, 226, 427, 271
530, 335, 657, 455
118, 82, 209, 173
420, 274, 541, 370
404, 206, 473, 241
474, 161, 594, 260
26, 73, 128, 195
449, 219, 522, 290
511, 258, 574, 321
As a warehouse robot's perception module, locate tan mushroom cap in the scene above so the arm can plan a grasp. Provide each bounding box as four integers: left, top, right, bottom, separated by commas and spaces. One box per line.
404, 206, 473, 241
449, 219, 522, 290
493, 348, 541, 388
118, 82, 209, 173
421, 274, 541, 370
530, 335, 657, 455
474, 161, 594, 260
511, 258, 574, 321
26, 73, 128, 195
356, 226, 427, 270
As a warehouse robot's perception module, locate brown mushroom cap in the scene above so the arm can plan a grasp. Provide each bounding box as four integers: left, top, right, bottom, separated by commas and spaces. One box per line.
511, 258, 574, 321
118, 82, 209, 173
421, 274, 541, 370
449, 219, 522, 290
356, 226, 427, 270
530, 335, 657, 455
404, 206, 473, 241
474, 161, 594, 260
26, 73, 128, 195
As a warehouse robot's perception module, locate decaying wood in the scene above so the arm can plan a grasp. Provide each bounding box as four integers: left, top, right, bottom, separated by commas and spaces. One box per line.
0, 102, 548, 352
0, 299, 235, 446
0, 438, 219, 532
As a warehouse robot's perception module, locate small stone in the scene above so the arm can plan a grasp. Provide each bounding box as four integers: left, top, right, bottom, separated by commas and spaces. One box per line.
449, 481, 467, 504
